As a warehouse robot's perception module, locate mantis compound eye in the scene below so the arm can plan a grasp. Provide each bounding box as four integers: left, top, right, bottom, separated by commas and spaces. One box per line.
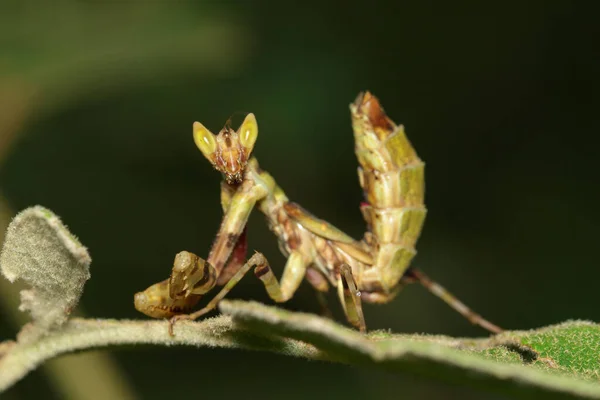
192, 113, 259, 185
193, 121, 218, 161
238, 113, 258, 154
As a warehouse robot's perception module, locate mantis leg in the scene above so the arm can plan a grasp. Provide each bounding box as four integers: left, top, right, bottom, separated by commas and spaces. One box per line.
406, 268, 503, 334
337, 264, 366, 333
306, 268, 333, 319
216, 227, 248, 286
215, 182, 249, 285
168, 251, 217, 298
254, 251, 308, 303
207, 178, 267, 274
169, 251, 308, 334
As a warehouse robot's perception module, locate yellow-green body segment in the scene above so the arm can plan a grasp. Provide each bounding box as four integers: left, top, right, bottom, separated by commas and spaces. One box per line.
351, 93, 427, 300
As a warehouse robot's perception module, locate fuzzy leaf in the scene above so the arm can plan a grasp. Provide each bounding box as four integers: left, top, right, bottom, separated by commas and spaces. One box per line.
0, 206, 90, 339
0, 316, 316, 391
219, 300, 600, 399
1, 300, 599, 398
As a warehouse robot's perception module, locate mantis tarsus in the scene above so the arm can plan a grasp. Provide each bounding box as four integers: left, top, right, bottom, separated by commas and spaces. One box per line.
134, 92, 502, 335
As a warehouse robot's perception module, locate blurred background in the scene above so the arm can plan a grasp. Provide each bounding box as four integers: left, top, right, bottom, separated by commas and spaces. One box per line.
0, 2, 598, 399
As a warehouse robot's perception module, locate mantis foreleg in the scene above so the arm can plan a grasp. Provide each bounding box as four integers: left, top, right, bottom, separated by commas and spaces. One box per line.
206, 176, 268, 273
217, 227, 248, 286
216, 182, 249, 286
169, 250, 308, 334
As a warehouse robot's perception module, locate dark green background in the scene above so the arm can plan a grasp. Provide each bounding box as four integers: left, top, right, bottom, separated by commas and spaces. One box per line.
1, 2, 598, 399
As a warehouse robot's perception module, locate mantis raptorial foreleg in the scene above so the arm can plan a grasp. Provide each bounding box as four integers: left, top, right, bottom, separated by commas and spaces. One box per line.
338, 265, 366, 333
168, 251, 217, 298
169, 250, 308, 334
216, 227, 248, 286
205, 175, 268, 274
135, 177, 264, 321
215, 182, 249, 286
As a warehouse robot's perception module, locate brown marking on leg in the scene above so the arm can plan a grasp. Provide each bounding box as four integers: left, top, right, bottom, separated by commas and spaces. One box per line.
193, 261, 217, 290
226, 233, 239, 248
217, 228, 248, 286
254, 264, 271, 278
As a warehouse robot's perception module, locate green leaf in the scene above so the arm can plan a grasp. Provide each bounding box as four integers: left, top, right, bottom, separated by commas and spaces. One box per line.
501, 322, 600, 381
219, 300, 600, 399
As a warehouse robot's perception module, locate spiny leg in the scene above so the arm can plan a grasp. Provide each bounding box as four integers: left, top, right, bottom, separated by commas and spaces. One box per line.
407, 268, 503, 334
169, 251, 308, 334
338, 264, 366, 333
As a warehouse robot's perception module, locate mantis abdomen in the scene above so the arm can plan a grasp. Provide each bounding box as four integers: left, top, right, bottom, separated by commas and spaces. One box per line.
351, 93, 427, 295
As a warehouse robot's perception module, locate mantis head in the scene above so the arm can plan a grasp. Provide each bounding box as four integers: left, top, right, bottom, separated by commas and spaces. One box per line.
193, 113, 258, 184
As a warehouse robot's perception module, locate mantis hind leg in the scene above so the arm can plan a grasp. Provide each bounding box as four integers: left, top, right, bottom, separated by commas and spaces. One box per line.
169, 251, 308, 334
406, 268, 503, 334
337, 264, 366, 333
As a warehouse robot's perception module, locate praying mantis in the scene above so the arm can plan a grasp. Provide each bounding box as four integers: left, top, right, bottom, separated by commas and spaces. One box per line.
134, 92, 502, 335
